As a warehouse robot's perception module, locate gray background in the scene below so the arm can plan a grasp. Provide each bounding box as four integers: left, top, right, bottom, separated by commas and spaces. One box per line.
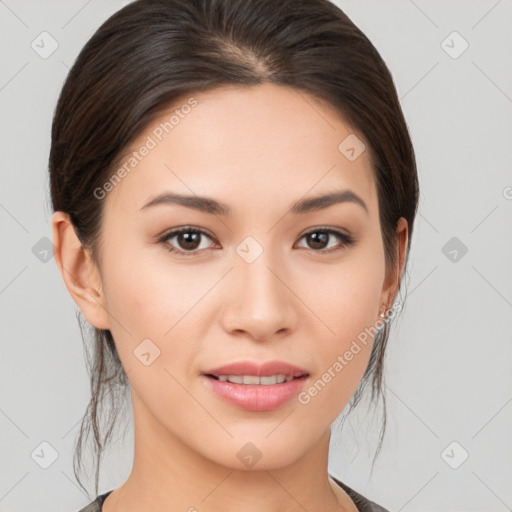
1, 1, 511, 511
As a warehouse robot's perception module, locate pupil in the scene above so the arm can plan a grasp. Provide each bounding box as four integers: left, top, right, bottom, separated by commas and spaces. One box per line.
308, 232, 327, 249
179, 232, 200, 250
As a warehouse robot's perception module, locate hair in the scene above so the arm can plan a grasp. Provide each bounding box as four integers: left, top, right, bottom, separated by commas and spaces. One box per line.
48, 0, 419, 497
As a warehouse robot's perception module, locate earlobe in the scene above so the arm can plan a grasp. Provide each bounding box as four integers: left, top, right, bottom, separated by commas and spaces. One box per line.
51, 211, 111, 330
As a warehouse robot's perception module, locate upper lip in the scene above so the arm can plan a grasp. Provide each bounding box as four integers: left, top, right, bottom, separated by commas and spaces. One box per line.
203, 360, 309, 378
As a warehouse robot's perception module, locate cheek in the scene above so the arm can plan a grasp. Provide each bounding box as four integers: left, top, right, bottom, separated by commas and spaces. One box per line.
101, 234, 188, 328
298, 252, 384, 411
100, 246, 212, 371
306, 251, 384, 342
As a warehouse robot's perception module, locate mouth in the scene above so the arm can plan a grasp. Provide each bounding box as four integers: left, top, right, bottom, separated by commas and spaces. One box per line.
201, 360, 310, 411
204, 373, 309, 385
202, 373, 310, 411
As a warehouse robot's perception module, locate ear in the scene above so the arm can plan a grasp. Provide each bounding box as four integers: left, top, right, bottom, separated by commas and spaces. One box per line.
51, 211, 111, 330
379, 217, 409, 317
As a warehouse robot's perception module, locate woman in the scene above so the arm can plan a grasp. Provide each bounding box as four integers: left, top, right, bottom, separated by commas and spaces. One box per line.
49, 0, 419, 510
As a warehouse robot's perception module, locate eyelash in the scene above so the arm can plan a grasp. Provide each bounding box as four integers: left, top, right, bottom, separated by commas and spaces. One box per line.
158, 226, 355, 257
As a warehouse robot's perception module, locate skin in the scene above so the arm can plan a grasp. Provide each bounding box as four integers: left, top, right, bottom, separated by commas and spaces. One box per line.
53, 83, 408, 512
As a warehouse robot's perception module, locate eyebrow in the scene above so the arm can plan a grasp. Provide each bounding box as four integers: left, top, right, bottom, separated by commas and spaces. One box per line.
140, 189, 368, 216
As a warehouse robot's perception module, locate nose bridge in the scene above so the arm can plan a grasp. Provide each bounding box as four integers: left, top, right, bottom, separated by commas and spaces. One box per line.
223, 237, 297, 339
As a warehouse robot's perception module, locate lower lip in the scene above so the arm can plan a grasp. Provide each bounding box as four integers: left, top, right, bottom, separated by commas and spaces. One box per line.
202, 375, 309, 411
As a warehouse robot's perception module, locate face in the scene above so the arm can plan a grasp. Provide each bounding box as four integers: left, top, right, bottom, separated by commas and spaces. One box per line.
88, 83, 396, 470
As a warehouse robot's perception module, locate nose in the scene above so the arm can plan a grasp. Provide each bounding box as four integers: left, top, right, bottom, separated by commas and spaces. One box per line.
220, 247, 299, 342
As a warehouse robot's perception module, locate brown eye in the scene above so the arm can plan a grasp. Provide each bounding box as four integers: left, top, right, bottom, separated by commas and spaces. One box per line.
296, 228, 355, 254
175, 231, 202, 251
159, 227, 216, 256
305, 231, 329, 250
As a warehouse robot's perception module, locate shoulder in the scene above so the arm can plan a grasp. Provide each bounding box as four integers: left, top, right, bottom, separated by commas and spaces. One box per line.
330, 475, 390, 512
77, 490, 113, 512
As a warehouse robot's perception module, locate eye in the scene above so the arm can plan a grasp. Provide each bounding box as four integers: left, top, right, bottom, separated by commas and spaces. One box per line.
158, 226, 355, 257
295, 227, 355, 254
159, 227, 217, 257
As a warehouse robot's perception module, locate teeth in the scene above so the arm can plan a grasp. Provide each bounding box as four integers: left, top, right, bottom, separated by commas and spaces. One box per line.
215, 374, 295, 385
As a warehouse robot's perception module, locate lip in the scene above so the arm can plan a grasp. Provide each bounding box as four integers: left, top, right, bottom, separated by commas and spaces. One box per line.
203, 360, 309, 378
202, 374, 309, 411
201, 360, 310, 412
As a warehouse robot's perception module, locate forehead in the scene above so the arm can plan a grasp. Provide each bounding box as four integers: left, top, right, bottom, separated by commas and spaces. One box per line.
104, 83, 376, 218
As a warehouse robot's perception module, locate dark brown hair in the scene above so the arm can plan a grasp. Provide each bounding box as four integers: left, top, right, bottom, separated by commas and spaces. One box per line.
49, 0, 419, 497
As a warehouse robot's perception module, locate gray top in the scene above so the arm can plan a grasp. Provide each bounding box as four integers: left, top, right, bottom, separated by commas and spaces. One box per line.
77, 476, 390, 512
